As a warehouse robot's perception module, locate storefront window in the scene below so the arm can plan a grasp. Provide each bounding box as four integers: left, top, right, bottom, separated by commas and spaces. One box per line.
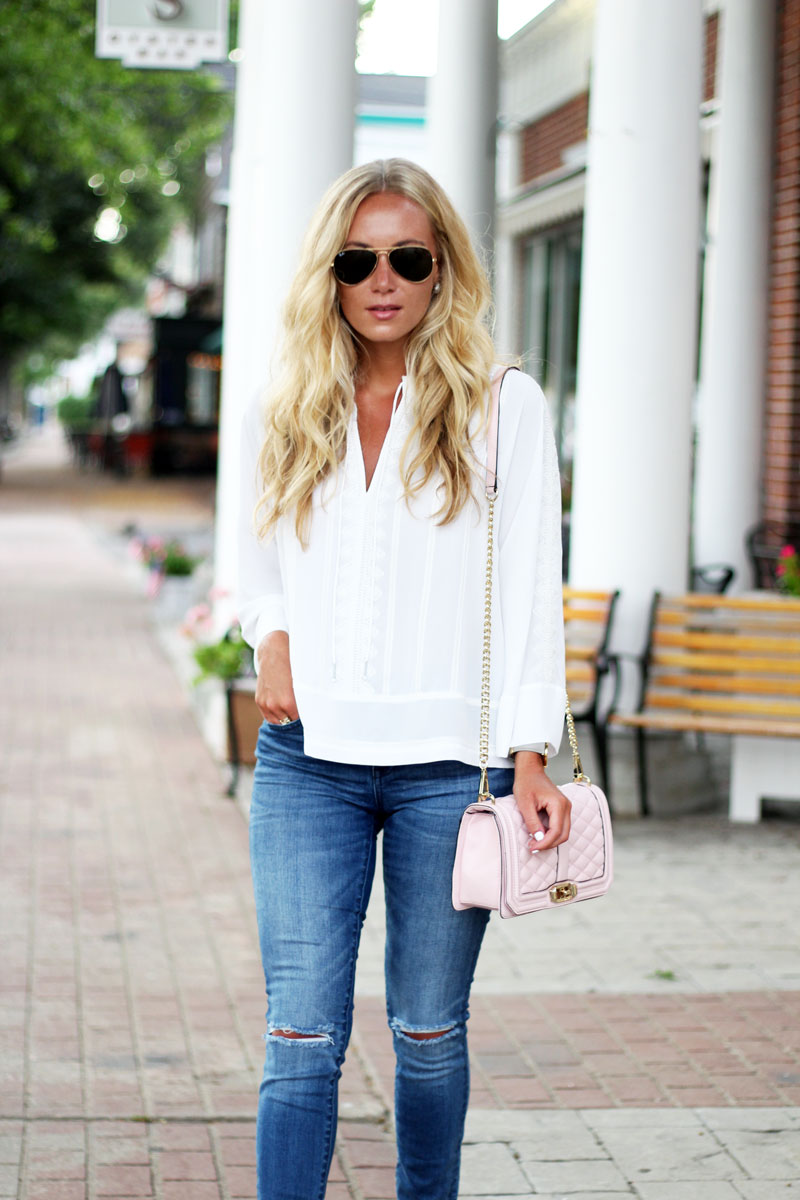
186, 352, 222, 425
521, 222, 582, 510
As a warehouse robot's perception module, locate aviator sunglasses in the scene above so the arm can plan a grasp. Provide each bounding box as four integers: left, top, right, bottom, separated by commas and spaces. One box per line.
332, 245, 437, 286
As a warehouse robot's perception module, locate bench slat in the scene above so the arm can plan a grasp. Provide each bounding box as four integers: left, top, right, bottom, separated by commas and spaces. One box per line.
657, 610, 800, 634
647, 693, 800, 717
566, 645, 601, 662
563, 587, 616, 603
658, 594, 800, 614
650, 673, 800, 696
564, 606, 610, 622
566, 667, 597, 686
610, 712, 800, 736
651, 651, 798, 674
653, 630, 800, 655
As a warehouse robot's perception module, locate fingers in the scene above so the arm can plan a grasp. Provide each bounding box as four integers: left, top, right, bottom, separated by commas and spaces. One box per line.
545, 798, 572, 849
256, 693, 299, 724
254, 680, 299, 724
524, 795, 572, 852
255, 631, 299, 723
530, 819, 568, 853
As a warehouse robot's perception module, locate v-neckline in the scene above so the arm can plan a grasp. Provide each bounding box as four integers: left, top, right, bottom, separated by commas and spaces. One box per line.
353, 378, 405, 494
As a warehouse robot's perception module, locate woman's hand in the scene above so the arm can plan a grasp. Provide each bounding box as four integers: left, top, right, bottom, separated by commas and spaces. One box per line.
512, 751, 571, 851
255, 631, 299, 724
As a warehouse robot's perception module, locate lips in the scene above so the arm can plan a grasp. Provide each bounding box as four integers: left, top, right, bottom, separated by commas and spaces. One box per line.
367, 305, 400, 319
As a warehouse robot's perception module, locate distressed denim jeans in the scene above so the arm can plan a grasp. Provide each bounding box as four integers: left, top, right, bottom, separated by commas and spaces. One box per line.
249, 719, 514, 1200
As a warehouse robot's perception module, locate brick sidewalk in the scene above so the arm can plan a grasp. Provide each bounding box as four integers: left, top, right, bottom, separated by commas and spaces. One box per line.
354, 992, 800, 1112
0, 438, 384, 1200
2, 429, 800, 1199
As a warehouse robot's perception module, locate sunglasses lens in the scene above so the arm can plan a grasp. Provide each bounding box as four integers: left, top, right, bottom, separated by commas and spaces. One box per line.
389, 246, 434, 282
333, 249, 377, 285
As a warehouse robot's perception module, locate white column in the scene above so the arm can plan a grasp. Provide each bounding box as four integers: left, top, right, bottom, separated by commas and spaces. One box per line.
569, 0, 704, 692
214, 0, 358, 600
694, 0, 775, 588
492, 230, 516, 356
428, 0, 499, 252
493, 124, 519, 355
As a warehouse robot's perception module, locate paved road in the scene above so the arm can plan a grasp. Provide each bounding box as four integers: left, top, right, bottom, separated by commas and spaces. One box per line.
1, 426, 799, 1199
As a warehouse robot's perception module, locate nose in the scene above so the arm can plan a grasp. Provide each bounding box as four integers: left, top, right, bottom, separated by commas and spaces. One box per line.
371, 250, 395, 289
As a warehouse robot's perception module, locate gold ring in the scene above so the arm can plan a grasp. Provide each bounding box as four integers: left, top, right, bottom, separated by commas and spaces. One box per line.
279, 716, 292, 725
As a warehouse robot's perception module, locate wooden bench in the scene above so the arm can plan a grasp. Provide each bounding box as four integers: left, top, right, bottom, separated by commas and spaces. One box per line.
609, 592, 800, 819
563, 586, 620, 794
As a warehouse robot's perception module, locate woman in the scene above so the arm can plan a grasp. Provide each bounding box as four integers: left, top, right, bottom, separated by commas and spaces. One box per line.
237, 158, 569, 1200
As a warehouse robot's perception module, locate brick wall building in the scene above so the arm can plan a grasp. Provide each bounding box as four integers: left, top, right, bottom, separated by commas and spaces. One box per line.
496, 0, 799, 586
766, 0, 800, 537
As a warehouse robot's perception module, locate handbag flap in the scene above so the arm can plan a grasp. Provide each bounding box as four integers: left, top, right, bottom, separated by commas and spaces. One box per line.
493, 782, 613, 909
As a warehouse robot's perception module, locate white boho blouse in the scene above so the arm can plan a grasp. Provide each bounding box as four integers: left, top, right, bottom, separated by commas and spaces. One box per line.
236, 368, 566, 768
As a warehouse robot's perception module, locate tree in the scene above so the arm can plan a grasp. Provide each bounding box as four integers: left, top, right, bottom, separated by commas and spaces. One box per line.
359, 0, 377, 29
0, 0, 233, 392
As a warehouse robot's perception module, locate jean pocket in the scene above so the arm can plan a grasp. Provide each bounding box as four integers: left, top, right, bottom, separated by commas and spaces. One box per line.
262, 717, 302, 730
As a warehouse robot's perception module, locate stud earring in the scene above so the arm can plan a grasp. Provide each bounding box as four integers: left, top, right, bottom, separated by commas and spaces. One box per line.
432, 282, 441, 294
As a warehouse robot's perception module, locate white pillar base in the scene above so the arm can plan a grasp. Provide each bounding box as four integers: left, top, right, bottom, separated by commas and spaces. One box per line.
729, 735, 800, 822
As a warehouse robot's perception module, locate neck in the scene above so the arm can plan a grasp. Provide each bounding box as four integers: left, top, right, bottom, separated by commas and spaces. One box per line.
357, 342, 407, 394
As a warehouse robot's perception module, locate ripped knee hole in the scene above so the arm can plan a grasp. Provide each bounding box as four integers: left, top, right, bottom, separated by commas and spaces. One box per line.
403, 1027, 454, 1041
271, 1029, 327, 1040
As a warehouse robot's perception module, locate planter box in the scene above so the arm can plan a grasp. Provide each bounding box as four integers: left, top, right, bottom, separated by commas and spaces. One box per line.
226, 683, 261, 765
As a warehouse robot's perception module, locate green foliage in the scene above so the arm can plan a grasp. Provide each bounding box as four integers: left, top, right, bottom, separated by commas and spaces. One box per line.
777, 547, 800, 597
135, 535, 201, 576
358, 0, 378, 30
193, 626, 251, 684
57, 394, 93, 429
0, 0, 233, 371
161, 544, 200, 576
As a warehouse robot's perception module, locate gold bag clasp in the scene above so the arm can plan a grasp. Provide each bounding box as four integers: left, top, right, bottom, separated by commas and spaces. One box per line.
549, 881, 578, 904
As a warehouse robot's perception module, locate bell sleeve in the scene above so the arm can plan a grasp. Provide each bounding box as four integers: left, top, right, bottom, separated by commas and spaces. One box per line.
493, 372, 567, 757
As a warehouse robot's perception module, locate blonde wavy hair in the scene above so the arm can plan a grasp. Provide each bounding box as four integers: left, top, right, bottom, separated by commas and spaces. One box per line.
255, 158, 496, 545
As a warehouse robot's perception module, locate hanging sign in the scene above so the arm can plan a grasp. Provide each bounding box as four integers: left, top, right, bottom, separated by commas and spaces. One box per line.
96, 0, 229, 70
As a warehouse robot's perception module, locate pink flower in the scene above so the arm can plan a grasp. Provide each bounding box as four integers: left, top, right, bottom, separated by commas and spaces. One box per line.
208, 585, 230, 601
780, 545, 796, 560
180, 602, 215, 639
185, 603, 211, 622
777, 564, 787, 577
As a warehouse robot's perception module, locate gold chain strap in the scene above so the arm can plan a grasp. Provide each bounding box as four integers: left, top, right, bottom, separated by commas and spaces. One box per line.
477, 494, 496, 802
477, 389, 589, 802
565, 694, 589, 783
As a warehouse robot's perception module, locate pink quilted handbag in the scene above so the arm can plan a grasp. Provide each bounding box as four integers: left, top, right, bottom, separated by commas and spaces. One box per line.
451, 368, 614, 917
452, 777, 613, 916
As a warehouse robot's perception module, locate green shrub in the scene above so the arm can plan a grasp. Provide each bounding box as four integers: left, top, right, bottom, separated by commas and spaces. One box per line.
192, 625, 252, 684
57, 395, 93, 430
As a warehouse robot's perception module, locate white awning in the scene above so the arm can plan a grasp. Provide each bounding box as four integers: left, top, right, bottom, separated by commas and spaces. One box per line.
497, 168, 586, 238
